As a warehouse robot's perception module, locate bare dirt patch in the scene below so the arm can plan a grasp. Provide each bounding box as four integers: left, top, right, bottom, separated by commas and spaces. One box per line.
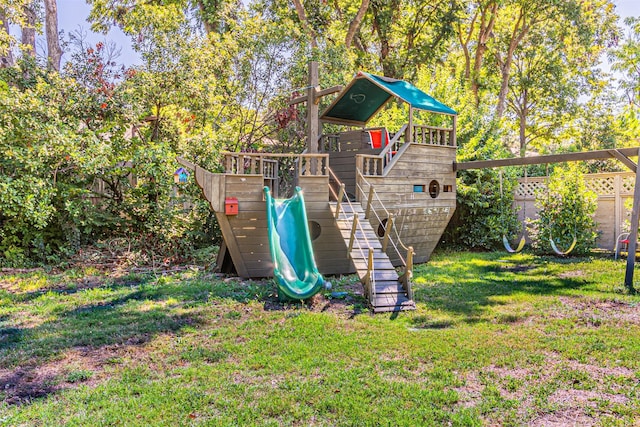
553, 296, 640, 325
0, 345, 130, 405
454, 353, 636, 425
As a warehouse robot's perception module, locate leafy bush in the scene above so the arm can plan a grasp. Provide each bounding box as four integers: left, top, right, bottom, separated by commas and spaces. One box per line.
526, 164, 598, 255
442, 109, 520, 250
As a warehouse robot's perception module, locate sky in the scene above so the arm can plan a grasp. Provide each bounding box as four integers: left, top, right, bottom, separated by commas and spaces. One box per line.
48, 0, 640, 69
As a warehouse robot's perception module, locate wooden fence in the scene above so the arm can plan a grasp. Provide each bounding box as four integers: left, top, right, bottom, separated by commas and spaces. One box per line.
515, 172, 636, 250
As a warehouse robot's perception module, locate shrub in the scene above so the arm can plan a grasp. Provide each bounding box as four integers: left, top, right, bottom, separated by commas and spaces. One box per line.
526, 164, 598, 255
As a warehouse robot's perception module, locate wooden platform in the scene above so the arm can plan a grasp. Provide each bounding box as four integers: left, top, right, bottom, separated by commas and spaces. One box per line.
330, 202, 415, 312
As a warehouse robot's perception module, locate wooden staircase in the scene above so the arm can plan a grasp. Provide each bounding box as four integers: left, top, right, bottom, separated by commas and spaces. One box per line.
329, 201, 415, 313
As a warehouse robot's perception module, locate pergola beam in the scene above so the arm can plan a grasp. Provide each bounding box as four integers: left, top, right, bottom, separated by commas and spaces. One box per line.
454, 147, 640, 171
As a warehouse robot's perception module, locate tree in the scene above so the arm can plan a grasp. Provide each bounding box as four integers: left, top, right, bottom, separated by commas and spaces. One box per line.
20, 2, 36, 58
610, 17, 640, 108
44, 0, 62, 70
0, 7, 13, 67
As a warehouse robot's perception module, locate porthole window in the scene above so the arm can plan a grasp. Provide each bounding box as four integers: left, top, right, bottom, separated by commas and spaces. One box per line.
308, 221, 321, 241
377, 218, 388, 238
429, 180, 440, 198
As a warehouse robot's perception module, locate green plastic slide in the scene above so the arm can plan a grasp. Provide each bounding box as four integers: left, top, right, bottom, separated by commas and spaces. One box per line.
264, 186, 328, 300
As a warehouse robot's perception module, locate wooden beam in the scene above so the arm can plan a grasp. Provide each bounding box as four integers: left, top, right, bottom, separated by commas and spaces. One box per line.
454, 147, 640, 171
289, 95, 307, 105
624, 148, 640, 294
608, 149, 637, 173
315, 85, 343, 102
308, 61, 319, 154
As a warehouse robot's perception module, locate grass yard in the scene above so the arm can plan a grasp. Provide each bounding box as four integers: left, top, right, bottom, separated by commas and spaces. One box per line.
0, 251, 639, 426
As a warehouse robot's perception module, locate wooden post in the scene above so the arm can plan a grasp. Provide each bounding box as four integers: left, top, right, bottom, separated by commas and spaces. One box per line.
335, 183, 345, 219
624, 150, 640, 293
407, 106, 413, 143
452, 115, 457, 147
348, 215, 359, 253
307, 61, 319, 155
365, 185, 374, 219
382, 214, 394, 252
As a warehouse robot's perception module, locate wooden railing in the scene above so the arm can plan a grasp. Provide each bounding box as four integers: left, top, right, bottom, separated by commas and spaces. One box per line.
355, 169, 414, 299
412, 125, 455, 146
222, 152, 329, 177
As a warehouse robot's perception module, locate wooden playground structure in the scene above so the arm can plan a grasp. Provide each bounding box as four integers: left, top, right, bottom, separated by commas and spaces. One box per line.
179, 62, 640, 312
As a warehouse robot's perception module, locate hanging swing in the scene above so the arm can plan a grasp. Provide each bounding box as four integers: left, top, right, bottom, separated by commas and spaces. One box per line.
545, 167, 578, 256
500, 170, 526, 253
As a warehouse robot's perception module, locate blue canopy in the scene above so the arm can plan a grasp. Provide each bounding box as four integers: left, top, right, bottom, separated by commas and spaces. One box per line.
320, 72, 456, 126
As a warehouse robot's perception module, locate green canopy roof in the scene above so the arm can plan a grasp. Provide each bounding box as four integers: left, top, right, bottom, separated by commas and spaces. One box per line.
320, 72, 456, 126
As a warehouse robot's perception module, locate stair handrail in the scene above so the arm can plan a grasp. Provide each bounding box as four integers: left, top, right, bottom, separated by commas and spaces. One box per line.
327, 167, 377, 294
327, 169, 374, 257
355, 169, 414, 298
356, 169, 412, 256
379, 124, 407, 167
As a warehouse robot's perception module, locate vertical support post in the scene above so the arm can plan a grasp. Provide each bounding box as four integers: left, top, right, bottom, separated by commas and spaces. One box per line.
614, 174, 621, 246
624, 149, 640, 293
335, 183, 345, 219
307, 61, 319, 175
367, 248, 375, 301
365, 185, 374, 219
407, 106, 413, 143
452, 115, 457, 147
348, 215, 359, 252
382, 214, 394, 252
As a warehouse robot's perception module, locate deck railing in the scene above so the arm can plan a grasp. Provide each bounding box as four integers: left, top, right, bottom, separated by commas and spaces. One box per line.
222, 152, 329, 177
411, 125, 455, 147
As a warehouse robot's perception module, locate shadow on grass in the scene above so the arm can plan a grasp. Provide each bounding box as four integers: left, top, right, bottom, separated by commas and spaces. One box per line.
411, 253, 598, 322
0, 272, 275, 405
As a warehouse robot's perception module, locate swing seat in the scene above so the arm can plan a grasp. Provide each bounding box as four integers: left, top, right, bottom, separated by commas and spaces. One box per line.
615, 233, 639, 260
503, 235, 526, 253
550, 235, 577, 256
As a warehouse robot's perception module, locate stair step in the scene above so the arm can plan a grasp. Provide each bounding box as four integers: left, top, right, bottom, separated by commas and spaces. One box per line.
372, 293, 413, 308
373, 301, 416, 313
352, 259, 395, 270
349, 251, 392, 260
374, 283, 406, 294
373, 273, 401, 282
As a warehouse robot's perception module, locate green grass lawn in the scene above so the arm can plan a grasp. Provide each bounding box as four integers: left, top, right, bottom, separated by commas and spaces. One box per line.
1, 251, 639, 426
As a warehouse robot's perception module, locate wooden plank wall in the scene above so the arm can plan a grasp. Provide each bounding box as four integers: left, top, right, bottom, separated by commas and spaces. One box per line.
208, 173, 353, 278
328, 130, 378, 196
298, 176, 355, 275
358, 144, 458, 265
514, 172, 635, 250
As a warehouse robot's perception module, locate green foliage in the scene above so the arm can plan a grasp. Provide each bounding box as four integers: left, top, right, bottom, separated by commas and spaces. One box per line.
443, 110, 521, 250
527, 164, 598, 255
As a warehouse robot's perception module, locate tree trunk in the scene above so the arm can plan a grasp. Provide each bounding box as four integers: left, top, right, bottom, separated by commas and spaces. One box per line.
0, 8, 14, 67
345, 0, 370, 49
519, 91, 528, 157
471, 1, 497, 104
44, 0, 62, 71
495, 12, 529, 120
291, 0, 318, 49
370, 0, 401, 78
21, 3, 36, 58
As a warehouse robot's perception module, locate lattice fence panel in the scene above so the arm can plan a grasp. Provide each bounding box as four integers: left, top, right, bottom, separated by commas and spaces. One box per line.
585, 176, 615, 196
622, 176, 636, 194
515, 181, 546, 198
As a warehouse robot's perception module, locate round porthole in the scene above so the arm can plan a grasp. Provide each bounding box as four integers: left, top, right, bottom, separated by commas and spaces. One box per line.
377, 218, 388, 238
308, 221, 321, 241
429, 180, 440, 198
